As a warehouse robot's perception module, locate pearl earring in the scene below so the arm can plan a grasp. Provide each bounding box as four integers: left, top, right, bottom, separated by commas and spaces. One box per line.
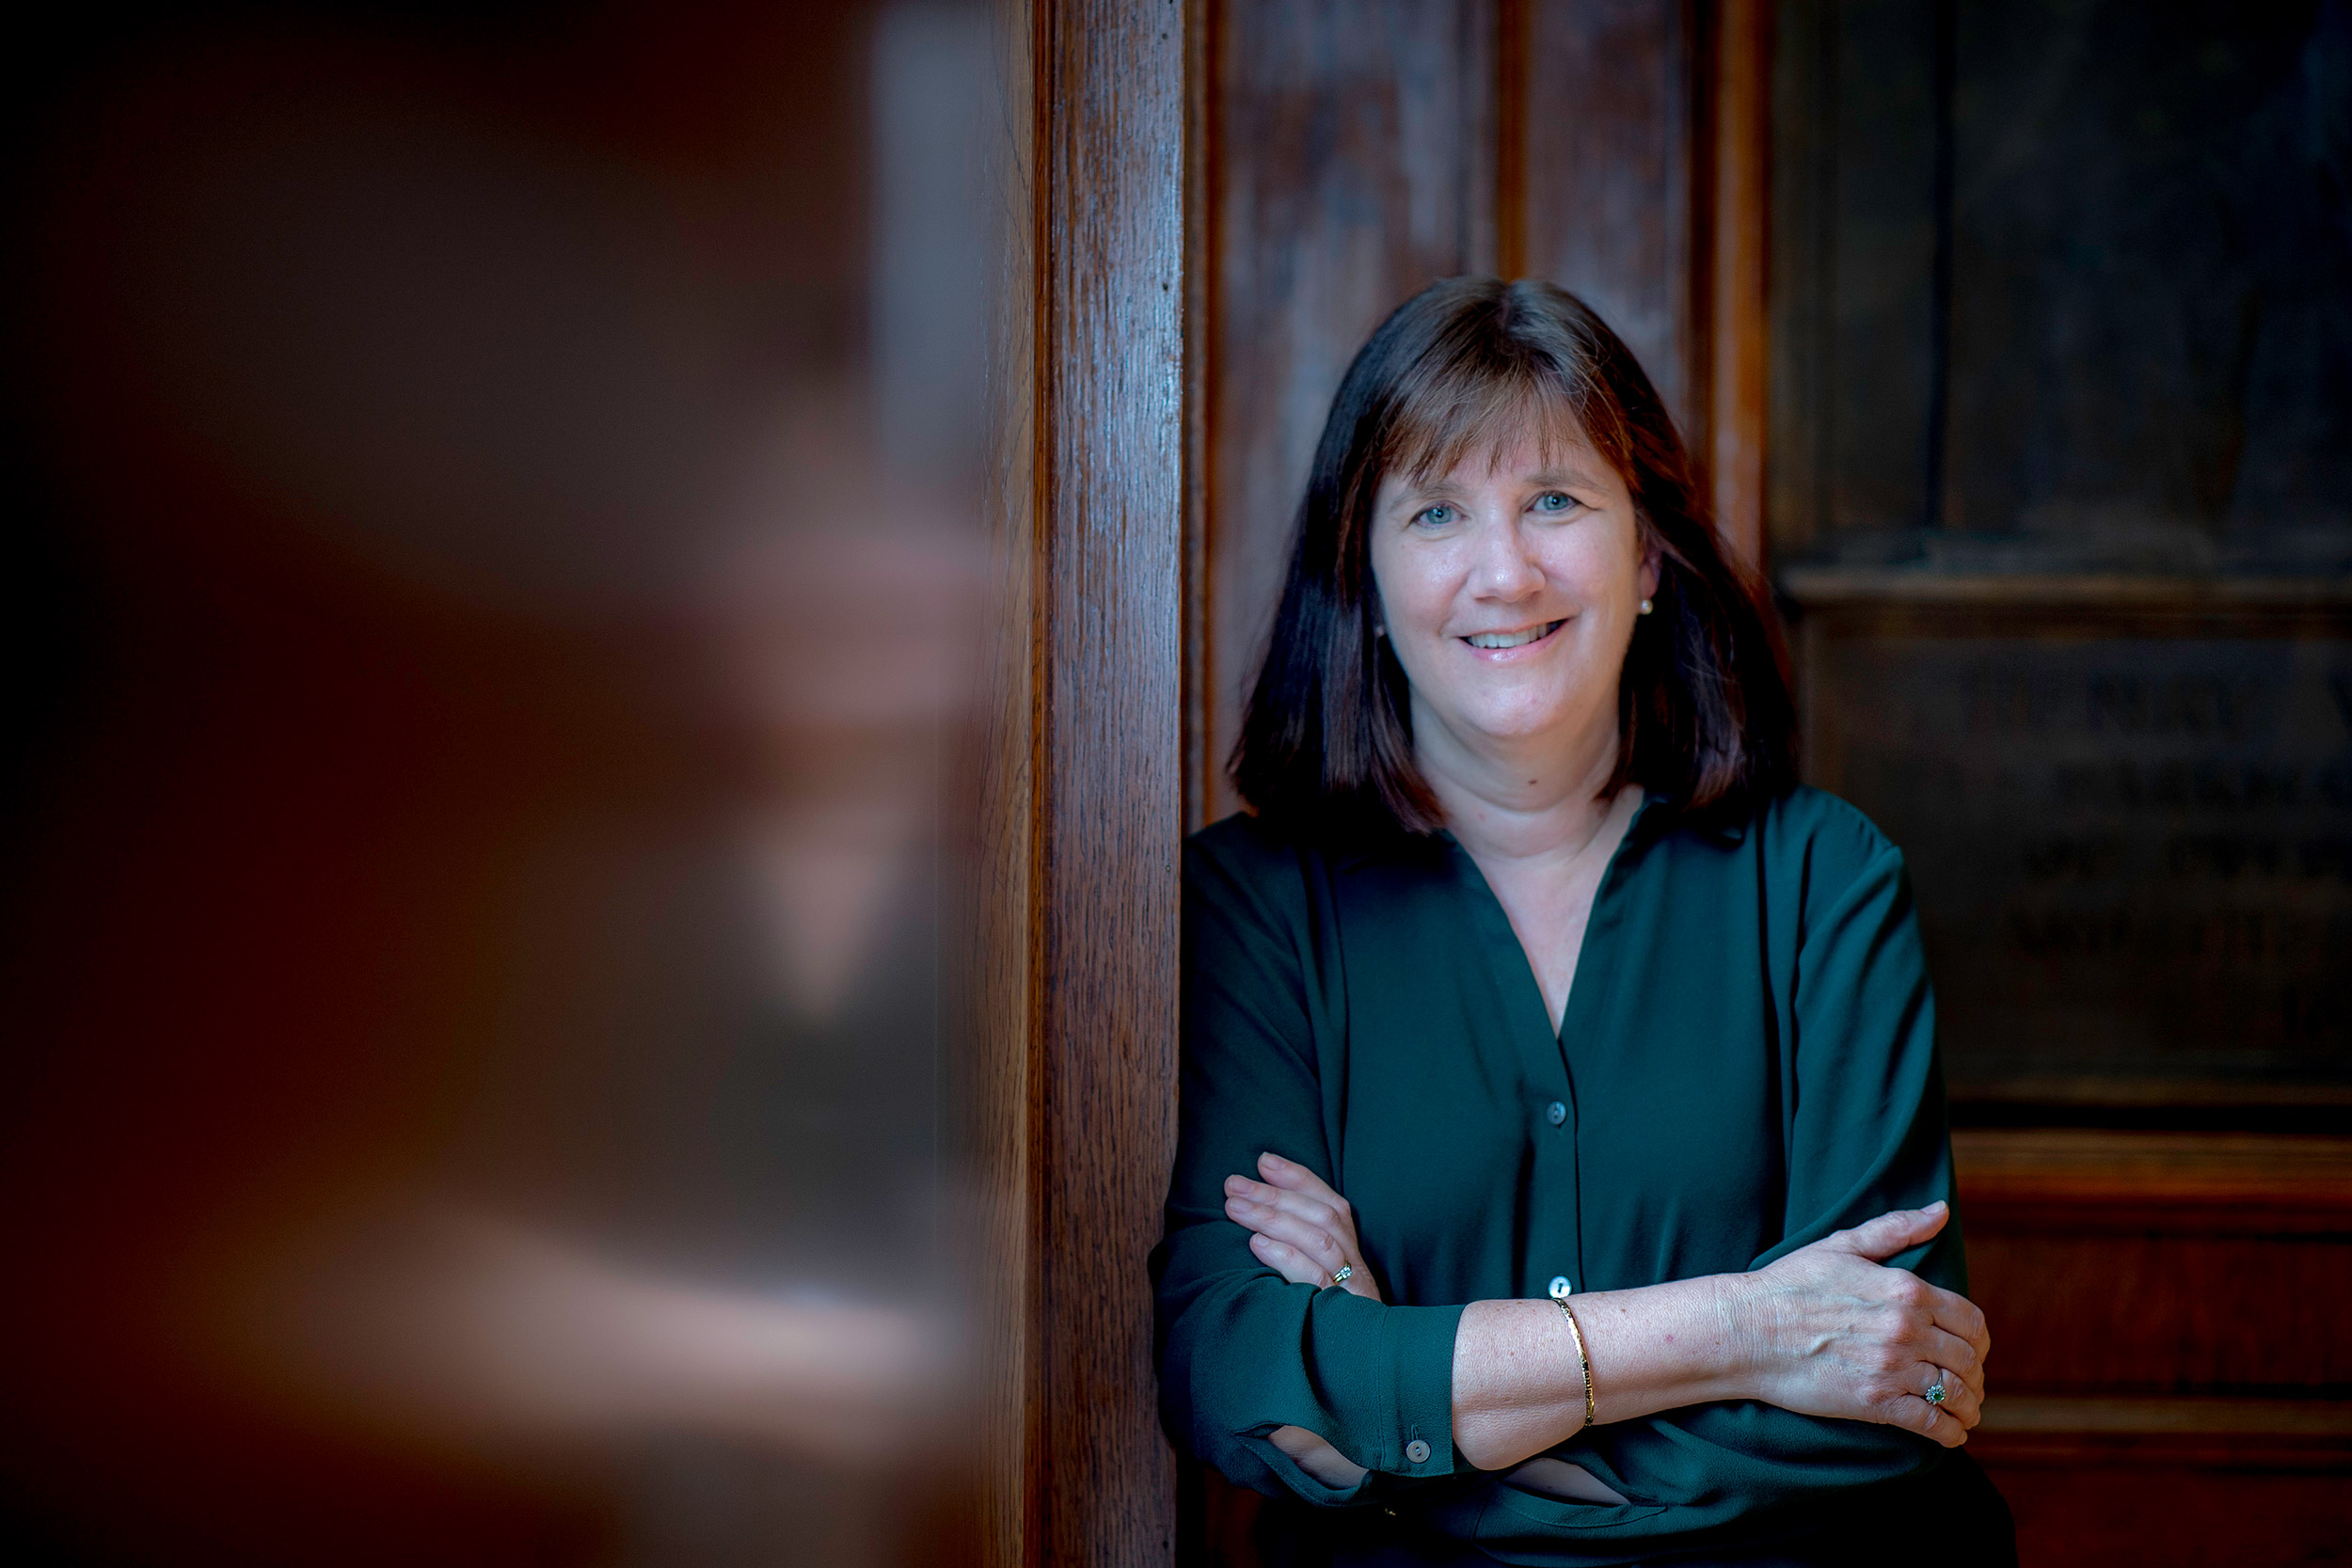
1638, 597, 1654, 615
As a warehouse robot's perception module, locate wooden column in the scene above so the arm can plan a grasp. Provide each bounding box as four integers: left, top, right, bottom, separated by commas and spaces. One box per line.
981, 0, 1186, 1562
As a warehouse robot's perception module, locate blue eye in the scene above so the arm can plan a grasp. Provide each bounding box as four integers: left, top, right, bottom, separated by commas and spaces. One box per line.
1534, 491, 1576, 514
1415, 504, 1454, 527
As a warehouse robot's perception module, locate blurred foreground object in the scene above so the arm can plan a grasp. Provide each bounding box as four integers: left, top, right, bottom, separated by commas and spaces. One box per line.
2, 2, 1001, 1563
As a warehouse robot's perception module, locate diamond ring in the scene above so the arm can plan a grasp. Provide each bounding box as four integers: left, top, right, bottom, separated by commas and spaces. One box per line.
1328, 1265, 1354, 1287
1924, 1379, 1947, 1406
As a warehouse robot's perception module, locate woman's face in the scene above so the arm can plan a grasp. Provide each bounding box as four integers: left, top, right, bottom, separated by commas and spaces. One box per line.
1368, 426, 1658, 766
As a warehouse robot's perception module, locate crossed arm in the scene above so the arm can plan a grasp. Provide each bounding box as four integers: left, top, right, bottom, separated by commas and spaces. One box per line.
1228, 1152, 1990, 1490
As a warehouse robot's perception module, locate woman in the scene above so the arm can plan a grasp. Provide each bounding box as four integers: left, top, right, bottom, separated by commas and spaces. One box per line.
1154, 278, 2014, 1566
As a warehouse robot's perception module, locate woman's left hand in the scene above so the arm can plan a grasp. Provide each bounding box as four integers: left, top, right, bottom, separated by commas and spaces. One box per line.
1224, 1154, 1383, 1301
1736, 1203, 1989, 1447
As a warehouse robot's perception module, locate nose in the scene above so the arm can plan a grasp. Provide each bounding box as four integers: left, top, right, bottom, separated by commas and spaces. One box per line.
1467, 514, 1544, 602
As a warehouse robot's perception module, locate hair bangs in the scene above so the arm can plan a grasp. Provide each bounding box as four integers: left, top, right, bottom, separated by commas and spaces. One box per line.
1381, 341, 1589, 488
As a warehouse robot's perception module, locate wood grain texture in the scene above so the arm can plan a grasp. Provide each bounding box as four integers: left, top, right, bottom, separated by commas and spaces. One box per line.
1035, 0, 1186, 1561
1956, 1131, 2352, 1394
1520, 0, 1695, 435
1762, 0, 1836, 557
1494, 0, 1529, 279
1200, 0, 1498, 825
1955, 1130, 2352, 1228
1968, 1229, 2352, 1391
1704, 0, 1772, 569
1973, 1397, 2352, 1568
1184, 0, 1216, 835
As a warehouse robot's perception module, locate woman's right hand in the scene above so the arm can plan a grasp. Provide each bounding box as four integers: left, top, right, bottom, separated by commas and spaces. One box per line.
1732, 1202, 1990, 1448
1224, 1153, 1384, 1302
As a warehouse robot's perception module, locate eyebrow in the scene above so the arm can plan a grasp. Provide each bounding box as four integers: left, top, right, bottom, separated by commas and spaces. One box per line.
1521, 467, 1608, 490
1393, 468, 1605, 499
1386, 460, 1611, 507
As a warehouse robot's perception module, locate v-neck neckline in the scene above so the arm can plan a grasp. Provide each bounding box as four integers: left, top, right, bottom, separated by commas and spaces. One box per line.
1439, 791, 1663, 1050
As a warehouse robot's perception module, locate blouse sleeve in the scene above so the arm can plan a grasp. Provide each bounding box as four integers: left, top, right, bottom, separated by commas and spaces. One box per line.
1151, 828, 1464, 1506
1549, 811, 1963, 1536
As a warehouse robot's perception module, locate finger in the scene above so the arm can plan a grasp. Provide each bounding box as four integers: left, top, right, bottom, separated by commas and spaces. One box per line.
1228, 1196, 1375, 1300
1835, 1202, 1950, 1261
1923, 1401, 1967, 1447
1875, 1387, 1966, 1449
1257, 1154, 1353, 1212
1925, 1287, 1990, 1360
1226, 1182, 1346, 1242
1920, 1324, 1981, 1379
1227, 1180, 1357, 1248
1226, 1198, 1352, 1277
1919, 1364, 1980, 1433
1917, 1348, 1985, 1418
1247, 1232, 1327, 1289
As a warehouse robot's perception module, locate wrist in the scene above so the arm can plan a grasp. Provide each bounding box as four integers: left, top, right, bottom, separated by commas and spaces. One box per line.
1707, 1271, 1771, 1403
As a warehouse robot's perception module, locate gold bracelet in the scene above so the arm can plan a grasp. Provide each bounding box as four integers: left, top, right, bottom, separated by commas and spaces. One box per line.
1555, 1297, 1595, 1432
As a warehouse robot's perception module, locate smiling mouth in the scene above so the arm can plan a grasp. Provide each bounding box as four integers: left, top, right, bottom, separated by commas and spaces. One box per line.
1463, 620, 1565, 651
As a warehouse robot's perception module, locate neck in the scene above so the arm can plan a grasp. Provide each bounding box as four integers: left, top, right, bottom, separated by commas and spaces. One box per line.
1412, 693, 1629, 866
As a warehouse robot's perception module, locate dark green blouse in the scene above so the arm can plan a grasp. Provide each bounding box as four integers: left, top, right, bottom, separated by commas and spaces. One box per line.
1154, 787, 1971, 1564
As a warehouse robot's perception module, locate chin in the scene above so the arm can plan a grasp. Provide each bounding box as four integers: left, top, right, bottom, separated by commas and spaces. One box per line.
1457, 702, 1583, 743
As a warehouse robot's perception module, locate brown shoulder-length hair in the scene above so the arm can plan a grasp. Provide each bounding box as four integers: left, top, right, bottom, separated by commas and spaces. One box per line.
1232, 277, 1796, 837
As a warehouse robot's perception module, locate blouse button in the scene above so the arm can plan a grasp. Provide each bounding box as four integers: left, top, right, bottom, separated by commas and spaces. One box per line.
1405, 1439, 1432, 1465
1549, 1275, 1573, 1299
1545, 1101, 1567, 1126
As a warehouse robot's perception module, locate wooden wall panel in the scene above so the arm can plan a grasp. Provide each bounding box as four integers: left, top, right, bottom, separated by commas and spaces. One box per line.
1200, 0, 1498, 826
1955, 1129, 2352, 1567
1972, 1228, 2352, 1391
1957, 1130, 2352, 1394
1519, 0, 1695, 436
1703, 0, 1772, 568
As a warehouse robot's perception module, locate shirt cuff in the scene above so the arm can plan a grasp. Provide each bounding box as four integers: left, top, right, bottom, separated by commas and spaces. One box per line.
1381, 1302, 1465, 1476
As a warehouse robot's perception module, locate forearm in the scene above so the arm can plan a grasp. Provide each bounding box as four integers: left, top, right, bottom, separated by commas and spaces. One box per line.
1452, 1275, 1752, 1471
